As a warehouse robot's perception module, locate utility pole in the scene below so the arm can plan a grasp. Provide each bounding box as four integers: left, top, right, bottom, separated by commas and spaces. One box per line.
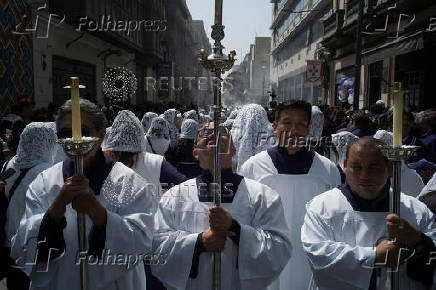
353, 0, 364, 110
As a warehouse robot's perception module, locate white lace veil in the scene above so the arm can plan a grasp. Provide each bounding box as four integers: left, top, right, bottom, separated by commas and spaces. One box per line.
14, 122, 57, 169
309, 106, 325, 138
146, 117, 170, 139
179, 119, 199, 140
163, 109, 180, 141
183, 110, 199, 122
331, 131, 358, 169
141, 112, 158, 134
373, 130, 393, 146
102, 110, 146, 152
230, 104, 274, 172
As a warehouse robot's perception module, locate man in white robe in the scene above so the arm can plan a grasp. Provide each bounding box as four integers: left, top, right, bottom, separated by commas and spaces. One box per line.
239, 101, 341, 290
302, 137, 436, 290
151, 123, 291, 290
10, 99, 154, 290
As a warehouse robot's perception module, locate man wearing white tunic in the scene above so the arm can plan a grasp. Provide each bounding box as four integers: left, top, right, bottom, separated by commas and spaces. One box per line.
301, 137, 436, 290
10, 99, 155, 290
151, 123, 291, 290
239, 101, 341, 290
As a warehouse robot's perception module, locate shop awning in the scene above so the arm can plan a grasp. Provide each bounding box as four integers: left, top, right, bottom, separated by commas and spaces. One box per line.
362, 30, 427, 65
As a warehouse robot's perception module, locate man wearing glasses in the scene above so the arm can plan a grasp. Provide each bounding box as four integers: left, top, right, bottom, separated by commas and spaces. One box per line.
10, 99, 154, 290
151, 122, 292, 290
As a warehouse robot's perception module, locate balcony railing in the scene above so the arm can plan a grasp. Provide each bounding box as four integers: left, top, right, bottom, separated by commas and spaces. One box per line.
323, 9, 345, 40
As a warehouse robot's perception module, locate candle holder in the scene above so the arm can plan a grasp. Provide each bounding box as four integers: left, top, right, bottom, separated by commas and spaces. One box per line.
378, 144, 419, 290
56, 136, 100, 290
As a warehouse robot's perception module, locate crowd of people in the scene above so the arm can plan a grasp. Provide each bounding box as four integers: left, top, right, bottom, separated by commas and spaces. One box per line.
0, 96, 435, 290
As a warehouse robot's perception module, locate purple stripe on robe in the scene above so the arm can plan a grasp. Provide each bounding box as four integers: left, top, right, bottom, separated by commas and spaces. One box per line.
267, 146, 315, 175
195, 169, 243, 203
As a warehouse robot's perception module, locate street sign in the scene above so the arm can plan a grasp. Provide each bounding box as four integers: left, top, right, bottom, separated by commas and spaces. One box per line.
306, 60, 323, 83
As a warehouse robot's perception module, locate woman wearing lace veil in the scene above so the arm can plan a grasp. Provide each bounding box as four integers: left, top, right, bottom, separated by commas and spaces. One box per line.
162, 109, 181, 147
1, 122, 57, 290
141, 112, 158, 134
230, 104, 274, 173
102, 110, 186, 202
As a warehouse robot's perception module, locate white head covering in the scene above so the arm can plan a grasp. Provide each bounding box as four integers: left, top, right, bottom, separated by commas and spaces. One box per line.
163, 109, 179, 141
373, 130, 393, 146
101, 127, 112, 150
199, 113, 212, 125
141, 112, 158, 134
309, 106, 325, 138
147, 117, 170, 138
227, 110, 239, 121
183, 110, 199, 122
14, 122, 57, 169
102, 110, 146, 152
45, 122, 67, 164
230, 104, 274, 172
179, 119, 199, 140
419, 172, 436, 198
146, 117, 171, 155
331, 131, 358, 169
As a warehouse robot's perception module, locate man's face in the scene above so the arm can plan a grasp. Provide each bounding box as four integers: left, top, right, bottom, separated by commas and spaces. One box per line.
273, 109, 310, 148
193, 123, 235, 170
344, 145, 389, 200
58, 112, 105, 165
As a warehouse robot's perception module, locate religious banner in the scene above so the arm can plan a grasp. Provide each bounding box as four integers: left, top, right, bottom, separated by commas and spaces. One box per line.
306, 60, 323, 83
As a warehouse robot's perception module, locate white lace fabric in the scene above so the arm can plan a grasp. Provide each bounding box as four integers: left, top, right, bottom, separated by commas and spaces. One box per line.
14, 122, 57, 169
309, 106, 325, 138
141, 112, 158, 133
102, 110, 146, 153
331, 131, 358, 169
373, 130, 393, 146
230, 104, 274, 172
183, 110, 199, 122
180, 119, 199, 140
163, 109, 180, 141
146, 117, 170, 139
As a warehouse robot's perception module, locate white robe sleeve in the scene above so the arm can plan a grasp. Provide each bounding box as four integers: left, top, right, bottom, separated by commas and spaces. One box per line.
238, 189, 292, 289
10, 173, 60, 283
301, 203, 376, 289
151, 194, 198, 290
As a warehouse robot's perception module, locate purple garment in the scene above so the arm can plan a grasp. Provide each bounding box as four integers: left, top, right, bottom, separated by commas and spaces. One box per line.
351, 128, 376, 138
63, 149, 115, 195
159, 160, 187, 187
195, 169, 243, 203
267, 146, 315, 175
338, 182, 389, 212
419, 129, 436, 163
403, 136, 428, 163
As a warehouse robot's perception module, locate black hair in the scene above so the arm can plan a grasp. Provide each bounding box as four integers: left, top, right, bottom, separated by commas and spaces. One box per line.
275, 100, 312, 124
345, 137, 388, 163
403, 111, 415, 123
352, 111, 373, 130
